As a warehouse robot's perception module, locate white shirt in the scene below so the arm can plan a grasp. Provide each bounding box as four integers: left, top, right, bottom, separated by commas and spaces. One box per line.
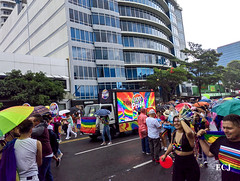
146, 117, 161, 139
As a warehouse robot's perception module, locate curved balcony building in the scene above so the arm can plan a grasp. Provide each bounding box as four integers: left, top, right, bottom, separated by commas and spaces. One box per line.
118, 0, 183, 89
0, 0, 186, 103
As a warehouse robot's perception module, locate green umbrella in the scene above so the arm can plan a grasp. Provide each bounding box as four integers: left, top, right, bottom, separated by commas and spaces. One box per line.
0, 106, 34, 137
212, 99, 240, 116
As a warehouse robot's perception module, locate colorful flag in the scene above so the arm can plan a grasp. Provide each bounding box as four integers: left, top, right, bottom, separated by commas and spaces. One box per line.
80, 117, 96, 133
204, 131, 225, 144
219, 145, 240, 174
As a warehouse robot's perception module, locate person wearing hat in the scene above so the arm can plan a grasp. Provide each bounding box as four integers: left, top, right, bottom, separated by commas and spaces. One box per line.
146, 109, 162, 164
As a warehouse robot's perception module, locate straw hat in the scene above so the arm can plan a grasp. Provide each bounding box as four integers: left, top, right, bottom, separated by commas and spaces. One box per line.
163, 110, 170, 117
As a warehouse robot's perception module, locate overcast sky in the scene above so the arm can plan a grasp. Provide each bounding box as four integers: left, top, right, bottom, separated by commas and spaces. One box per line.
176, 0, 240, 50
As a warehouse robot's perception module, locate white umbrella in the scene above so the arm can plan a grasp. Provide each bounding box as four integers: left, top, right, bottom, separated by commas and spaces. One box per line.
59, 110, 70, 115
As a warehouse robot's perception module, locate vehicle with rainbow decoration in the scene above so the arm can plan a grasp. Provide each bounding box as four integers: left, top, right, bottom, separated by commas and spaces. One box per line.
82, 90, 156, 139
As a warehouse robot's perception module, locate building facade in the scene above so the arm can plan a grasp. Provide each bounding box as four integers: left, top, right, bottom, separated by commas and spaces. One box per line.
0, 0, 16, 27
217, 41, 240, 67
0, 0, 186, 103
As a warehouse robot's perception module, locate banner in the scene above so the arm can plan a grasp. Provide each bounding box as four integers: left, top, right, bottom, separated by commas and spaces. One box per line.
80, 117, 96, 133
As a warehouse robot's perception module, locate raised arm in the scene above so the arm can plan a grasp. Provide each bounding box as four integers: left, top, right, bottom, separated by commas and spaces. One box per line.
197, 129, 214, 157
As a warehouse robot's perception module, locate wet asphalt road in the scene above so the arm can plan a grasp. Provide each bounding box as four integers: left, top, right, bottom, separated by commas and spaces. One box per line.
51, 133, 221, 181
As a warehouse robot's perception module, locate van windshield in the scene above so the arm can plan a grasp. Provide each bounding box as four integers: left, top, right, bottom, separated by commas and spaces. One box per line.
84, 105, 100, 117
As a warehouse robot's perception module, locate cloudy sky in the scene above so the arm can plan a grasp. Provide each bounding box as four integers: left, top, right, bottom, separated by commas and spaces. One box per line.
176, 0, 240, 49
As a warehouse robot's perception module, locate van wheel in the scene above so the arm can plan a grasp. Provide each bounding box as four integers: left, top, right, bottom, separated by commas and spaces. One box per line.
89, 135, 98, 140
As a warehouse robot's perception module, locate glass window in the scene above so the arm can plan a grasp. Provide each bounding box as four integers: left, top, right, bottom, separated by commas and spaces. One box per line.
97, 66, 104, 77
84, 13, 88, 23
82, 48, 86, 59
116, 18, 120, 28
89, 32, 93, 43
95, 47, 102, 59
104, 0, 108, 9
104, 66, 110, 77
80, 86, 85, 97
75, 85, 80, 96
92, 13, 99, 24
77, 47, 82, 60
106, 15, 111, 26
99, 14, 105, 25
126, 7, 131, 16
74, 10, 79, 22
76, 29, 80, 41
79, 66, 83, 78
101, 31, 107, 42
85, 31, 89, 42
110, 68, 116, 77
72, 46, 77, 59
127, 69, 132, 79
116, 67, 121, 77
90, 86, 94, 97
129, 37, 134, 47
79, 12, 83, 23
109, 1, 114, 11
70, 27, 75, 40
69, 9, 74, 20
114, 2, 118, 12
133, 68, 137, 79
123, 37, 129, 47
111, 17, 116, 27
92, 0, 97, 7
108, 49, 114, 60
107, 31, 112, 43
94, 30, 100, 42
85, 86, 90, 99
121, 67, 125, 77
102, 48, 108, 60
84, 67, 88, 79
112, 32, 117, 43
88, 67, 92, 78
80, 30, 85, 41
98, 0, 103, 8
127, 22, 132, 31
117, 34, 122, 45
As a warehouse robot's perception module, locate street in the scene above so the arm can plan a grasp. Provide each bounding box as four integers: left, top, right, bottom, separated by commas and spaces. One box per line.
52, 133, 221, 181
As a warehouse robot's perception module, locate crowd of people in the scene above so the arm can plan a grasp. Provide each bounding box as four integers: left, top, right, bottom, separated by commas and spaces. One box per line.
0, 107, 84, 181
0, 98, 240, 181
137, 98, 240, 181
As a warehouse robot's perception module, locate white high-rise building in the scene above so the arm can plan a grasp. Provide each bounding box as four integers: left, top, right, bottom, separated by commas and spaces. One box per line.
0, 0, 188, 105
0, 0, 16, 27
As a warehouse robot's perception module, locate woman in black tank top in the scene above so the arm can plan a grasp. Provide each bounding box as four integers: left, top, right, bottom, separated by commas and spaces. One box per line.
161, 115, 200, 181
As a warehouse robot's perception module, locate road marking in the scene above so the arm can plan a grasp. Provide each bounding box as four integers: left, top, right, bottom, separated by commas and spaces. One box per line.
75, 137, 139, 156
132, 160, 152, 169
60, 137, 89, 144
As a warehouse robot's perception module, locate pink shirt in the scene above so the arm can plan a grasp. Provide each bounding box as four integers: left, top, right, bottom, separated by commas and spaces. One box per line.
137, 113, 148, 139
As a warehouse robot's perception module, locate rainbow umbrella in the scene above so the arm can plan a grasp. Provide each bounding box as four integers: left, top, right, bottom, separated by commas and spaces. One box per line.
223, 97, 233, 100
0, 106, 34, 137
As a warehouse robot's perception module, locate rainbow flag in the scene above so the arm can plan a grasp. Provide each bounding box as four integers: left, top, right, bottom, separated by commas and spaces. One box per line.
204, 131, 225, 144
80, 117, 96, 133
219, 145, 240, 174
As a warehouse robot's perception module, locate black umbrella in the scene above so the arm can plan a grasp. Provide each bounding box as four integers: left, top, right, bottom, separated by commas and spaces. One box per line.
69, 107, 79, 115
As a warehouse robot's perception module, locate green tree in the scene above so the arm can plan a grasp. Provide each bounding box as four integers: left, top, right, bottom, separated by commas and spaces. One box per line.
0, 70, 65, 106
147, 66, 189, 101
174, 42, 224, 98
222, 60, 240, 91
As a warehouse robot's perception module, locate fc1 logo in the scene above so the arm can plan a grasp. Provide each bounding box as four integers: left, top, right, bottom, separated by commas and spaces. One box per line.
216, 164, 230, 171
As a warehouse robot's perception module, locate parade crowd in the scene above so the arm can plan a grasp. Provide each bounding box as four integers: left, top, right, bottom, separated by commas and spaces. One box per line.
0, 97, 240, 181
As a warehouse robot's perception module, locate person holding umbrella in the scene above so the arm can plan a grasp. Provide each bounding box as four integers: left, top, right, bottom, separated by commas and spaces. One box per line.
100, 115, 112, 146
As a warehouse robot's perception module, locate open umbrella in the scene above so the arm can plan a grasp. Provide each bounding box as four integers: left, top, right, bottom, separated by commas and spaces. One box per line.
31, 105, 50, 116
199, 99, 211, 103
0, 106, 34, 137
94, 109, 111, 116
193, 102, 209, 107
59, 110, 70, 115
69, 107, 79, 115
211, 99, 240, 116
175, 103, 192, 112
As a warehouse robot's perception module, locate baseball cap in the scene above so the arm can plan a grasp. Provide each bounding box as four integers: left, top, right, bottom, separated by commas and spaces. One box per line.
148, 109, 156, 115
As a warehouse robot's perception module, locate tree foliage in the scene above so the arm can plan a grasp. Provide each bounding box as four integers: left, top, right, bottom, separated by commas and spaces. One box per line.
174, 42, 224, 98
222, 60, 240, 90
0, 70, 65, 106
147, 66, 189, 100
